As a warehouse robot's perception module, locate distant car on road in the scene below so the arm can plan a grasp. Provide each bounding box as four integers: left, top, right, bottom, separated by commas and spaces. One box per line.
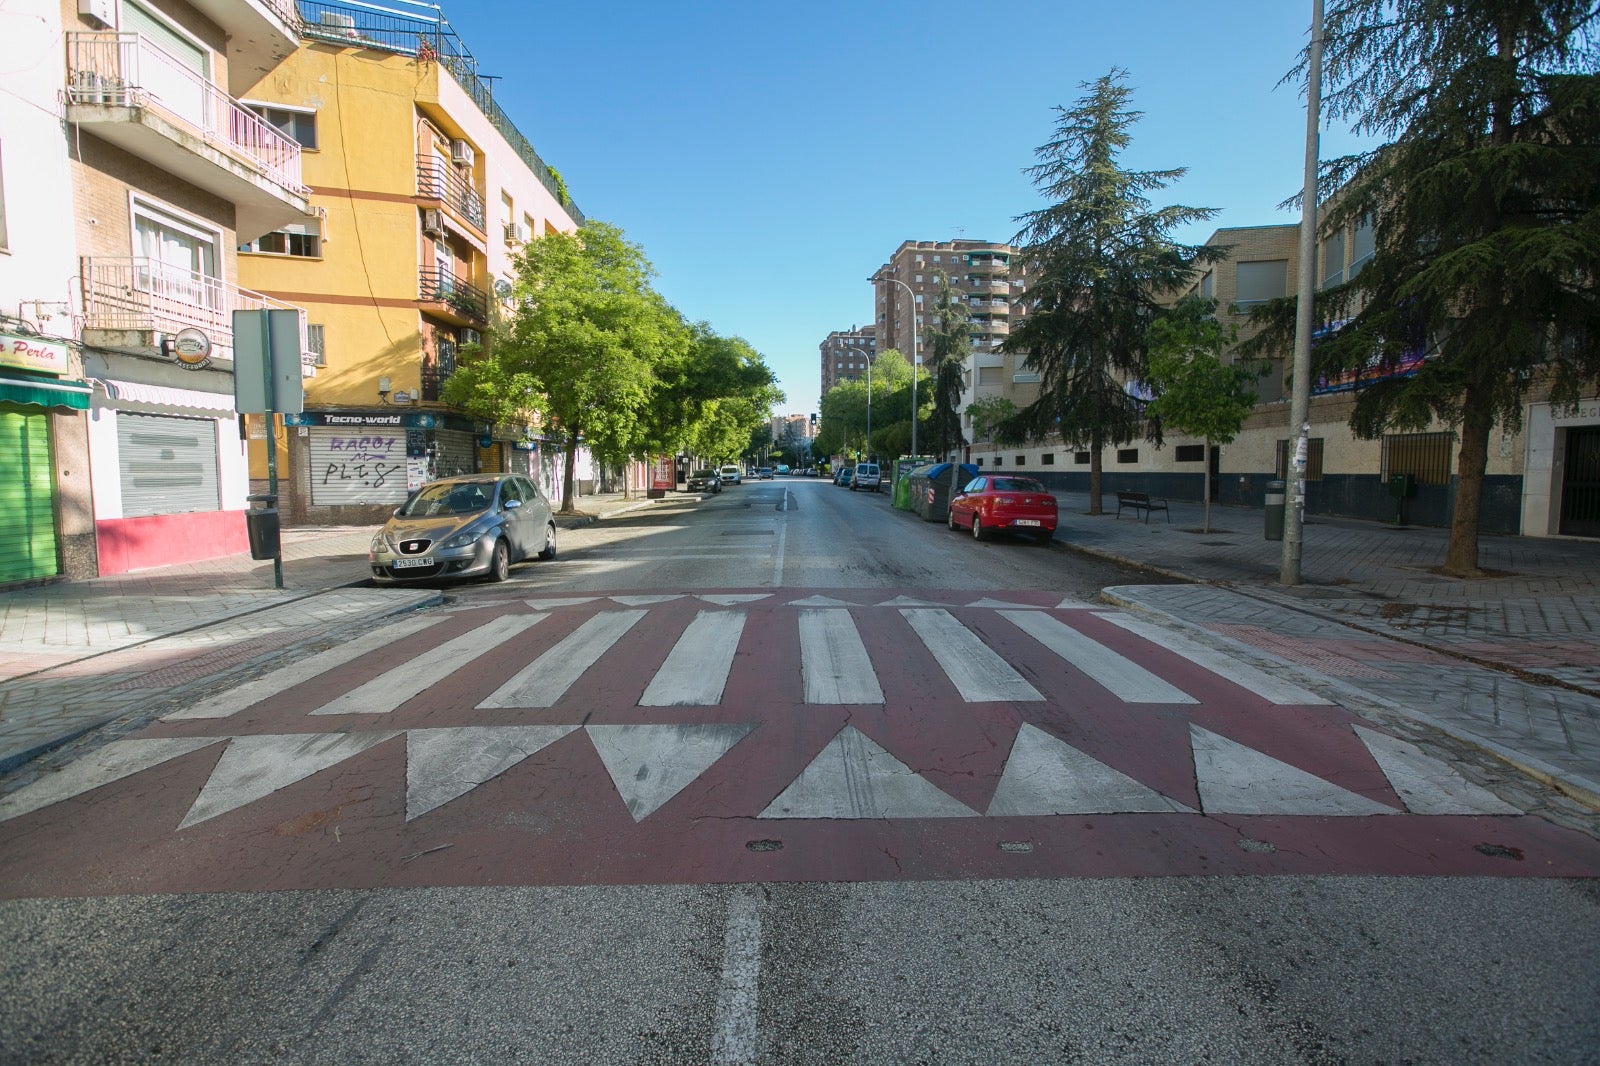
688, 468, 722, 493
776, 464, 791, 475
836, 467, 854, 489
719, 465, 742, 485
948, 475, 1058, 544
369, 473, 556, 584
852, 462, 882, 492
756, 467, 774, 480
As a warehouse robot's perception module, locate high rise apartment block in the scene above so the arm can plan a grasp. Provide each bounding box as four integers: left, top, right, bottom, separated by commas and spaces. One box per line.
818, 325, 876, 395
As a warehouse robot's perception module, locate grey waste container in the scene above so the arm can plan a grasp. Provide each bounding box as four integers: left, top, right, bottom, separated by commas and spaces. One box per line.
246, 493, 280, 560
1264, 480, 1285, 541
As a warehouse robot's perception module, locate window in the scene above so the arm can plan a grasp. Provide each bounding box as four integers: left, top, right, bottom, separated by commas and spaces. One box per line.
1322, 228, 1346, 289
1015, 455, 1026, 466
1235, 260, 1288, 307
247, 104, 318, 149
1349, 217, 1375, 277
1116, 449, 1139, 463
1275, 437, 1326, 481
1175, 444, 1205, 462
239, 218, 321, 257
1040, 453, 1055, 465
1382, 431, 1451, 485
977, 366, 1001, 387
306, 323, 325, 366
934, 255, 942, 263
994, 456, 1003, 467
976, 458, 985, 467
1074, 452, 1090, 465
1013, 371, 1040, 383
914, 274, 923, 283
1200, 271, 1214, 299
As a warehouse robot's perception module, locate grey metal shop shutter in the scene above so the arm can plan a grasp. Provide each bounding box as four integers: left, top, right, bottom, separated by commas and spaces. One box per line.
117, 411, 220, 517
308, 426, 409, 506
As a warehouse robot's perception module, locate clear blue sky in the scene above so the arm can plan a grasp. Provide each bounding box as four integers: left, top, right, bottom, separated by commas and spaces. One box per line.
447, 1, 1363, 418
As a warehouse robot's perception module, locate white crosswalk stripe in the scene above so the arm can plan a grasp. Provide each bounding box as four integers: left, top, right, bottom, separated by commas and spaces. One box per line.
478, 610, 646, 709
641, 610, 747, 706
798, 609, 883, 705
1000, 610, 1198, 704
900, 609, 1042, 702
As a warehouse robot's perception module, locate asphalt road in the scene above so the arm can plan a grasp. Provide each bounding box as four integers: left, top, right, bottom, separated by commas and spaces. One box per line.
3, 478, 1597, 1065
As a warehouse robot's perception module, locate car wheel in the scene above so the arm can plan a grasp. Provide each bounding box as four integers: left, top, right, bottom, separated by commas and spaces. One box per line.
538, 523, 557, 560
972, 515, 984, 541
1035, 531, 1054, 546
947, 509, 958, 531
488, 538, 510, 582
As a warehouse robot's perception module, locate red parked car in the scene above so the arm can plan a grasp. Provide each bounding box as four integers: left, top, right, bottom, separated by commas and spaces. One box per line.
947, 476, 1058, 543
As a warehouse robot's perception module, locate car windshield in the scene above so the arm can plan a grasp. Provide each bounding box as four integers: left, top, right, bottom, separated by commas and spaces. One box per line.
400, 482, 494, 517
992, 478, 1046, 493
692, 469, 716, 477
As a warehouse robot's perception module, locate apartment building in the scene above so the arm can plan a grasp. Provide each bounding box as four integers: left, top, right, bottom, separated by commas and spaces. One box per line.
818, 324, 875, 395
30, 0, 316, 578
236, 0, 582, 525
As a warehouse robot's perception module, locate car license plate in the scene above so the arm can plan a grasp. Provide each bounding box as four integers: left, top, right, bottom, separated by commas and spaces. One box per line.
392, 556, 434, 569
1015, 519, 1042, 527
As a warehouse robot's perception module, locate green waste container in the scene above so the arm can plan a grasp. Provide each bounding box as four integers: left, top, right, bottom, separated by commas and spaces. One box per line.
1264, 480, 1285, 541
893, 475, 912, 510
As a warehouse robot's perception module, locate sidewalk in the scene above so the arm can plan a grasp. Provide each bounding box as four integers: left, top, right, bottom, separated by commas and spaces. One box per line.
1, 487, 1596, 812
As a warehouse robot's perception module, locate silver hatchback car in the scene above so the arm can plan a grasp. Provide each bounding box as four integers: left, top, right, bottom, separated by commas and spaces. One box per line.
369, 473, 556, 583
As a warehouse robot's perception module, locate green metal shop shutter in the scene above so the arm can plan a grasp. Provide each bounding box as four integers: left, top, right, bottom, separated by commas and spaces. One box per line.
0, 404, 61, 583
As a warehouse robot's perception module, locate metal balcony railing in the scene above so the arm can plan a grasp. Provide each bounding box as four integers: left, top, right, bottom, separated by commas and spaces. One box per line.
80, 256, 312, 362
66, 32, 306, 195
416, 155, 486, 231
419, 266, 487, 322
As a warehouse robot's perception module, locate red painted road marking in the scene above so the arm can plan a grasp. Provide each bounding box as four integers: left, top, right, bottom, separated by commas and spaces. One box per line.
2, 589, 1596, 897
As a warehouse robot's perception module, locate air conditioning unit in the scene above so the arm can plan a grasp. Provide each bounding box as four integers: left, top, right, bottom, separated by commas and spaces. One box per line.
319, 11, 359, 38
460, 328, 482, 347
450, 139, 475, 166
421, 208, 444, 237
503, 221, 527, 245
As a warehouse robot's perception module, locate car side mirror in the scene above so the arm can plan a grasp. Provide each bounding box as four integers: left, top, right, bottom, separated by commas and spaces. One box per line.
504, 499, 522, 510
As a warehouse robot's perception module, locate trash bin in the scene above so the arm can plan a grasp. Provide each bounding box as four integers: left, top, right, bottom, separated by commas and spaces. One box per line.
911, 463, 978, 522
246, 493, 280, 560
893, 474, 913, 510
1264, 479, 1285, 541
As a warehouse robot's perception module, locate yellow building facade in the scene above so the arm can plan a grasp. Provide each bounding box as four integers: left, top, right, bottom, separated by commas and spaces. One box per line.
237, 4, 580, 524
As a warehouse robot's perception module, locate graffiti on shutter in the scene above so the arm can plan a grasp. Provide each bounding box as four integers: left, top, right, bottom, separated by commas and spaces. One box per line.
309, 426, 408, 506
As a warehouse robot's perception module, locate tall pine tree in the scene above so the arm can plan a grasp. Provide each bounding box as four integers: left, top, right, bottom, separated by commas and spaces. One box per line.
1003, 70, 1221, 513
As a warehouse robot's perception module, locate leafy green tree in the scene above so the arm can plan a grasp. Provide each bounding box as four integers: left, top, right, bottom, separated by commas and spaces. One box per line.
923, 274, 971, 460
1144, 296, 1261, 533
1265, 1, 1600, 575
966, 396, 1017, 447
1003, 70, 1222, 513
444, 221, 684, 513
642, 323, 783, 472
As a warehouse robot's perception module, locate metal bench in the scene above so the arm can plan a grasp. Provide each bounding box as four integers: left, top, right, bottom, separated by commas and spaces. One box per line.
1114, 490, 1170, 523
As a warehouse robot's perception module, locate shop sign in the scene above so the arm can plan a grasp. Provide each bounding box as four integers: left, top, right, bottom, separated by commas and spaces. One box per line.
1, 332, 70, 375
285, 412, 440, 428
171, 327, 213, 370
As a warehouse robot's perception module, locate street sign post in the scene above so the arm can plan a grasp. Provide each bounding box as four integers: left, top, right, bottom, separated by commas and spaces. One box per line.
232, 309, 306, 589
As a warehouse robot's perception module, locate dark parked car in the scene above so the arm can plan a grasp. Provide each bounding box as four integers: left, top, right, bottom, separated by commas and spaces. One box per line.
369, 473, 556, 583
688, 468, 722, 493
948, 475, 1059, 543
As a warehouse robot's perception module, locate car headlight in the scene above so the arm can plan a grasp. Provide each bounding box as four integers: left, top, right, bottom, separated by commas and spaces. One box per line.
441, 529, 484, 550
370, 531, 390, 553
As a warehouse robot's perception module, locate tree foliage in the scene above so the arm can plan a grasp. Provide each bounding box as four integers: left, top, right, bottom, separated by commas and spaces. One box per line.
923, 274, 970, 459
1003, 70, 1221, 512
1254, 1, 1600, 574
1145, 296, 1260, 531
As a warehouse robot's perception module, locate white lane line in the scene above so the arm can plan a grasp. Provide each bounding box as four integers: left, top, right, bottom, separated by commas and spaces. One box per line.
798, 610, 883, 705
770, 503, 788, 588
1095, 612, 1331, 705
640, 611, 747, 706
311, 615, 545, 716
165, 614, 449, 720
477, 610, 646, 709
901, 609, 1043, 703
999, 610, 1197, 704
710, 887, 763, 1064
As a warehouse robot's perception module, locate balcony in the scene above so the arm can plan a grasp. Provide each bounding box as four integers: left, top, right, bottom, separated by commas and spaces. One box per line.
419, 266, 488, 325
416, 155, 486, 235
187, 0, 301, 95
80, 257, 315, 370
65, 32, 310, 241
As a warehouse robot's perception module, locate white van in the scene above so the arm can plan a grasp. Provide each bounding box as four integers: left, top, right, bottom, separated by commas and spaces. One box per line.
719, 465, 742, 485
852, 462, 882, 492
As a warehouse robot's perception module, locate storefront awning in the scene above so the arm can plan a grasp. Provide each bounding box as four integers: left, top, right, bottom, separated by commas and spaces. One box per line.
101, 379, 236, 414
0, 374, 92, 410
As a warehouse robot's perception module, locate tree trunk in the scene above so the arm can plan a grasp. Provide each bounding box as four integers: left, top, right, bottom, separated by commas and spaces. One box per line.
1202, 438, 1212, 534
560, 433, 580, 514
1088, 446, 1104, 515
1443, 390, 1490, 576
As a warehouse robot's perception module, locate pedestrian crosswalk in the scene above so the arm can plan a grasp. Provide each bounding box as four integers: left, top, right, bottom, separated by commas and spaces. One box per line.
0, 592, 1524, 834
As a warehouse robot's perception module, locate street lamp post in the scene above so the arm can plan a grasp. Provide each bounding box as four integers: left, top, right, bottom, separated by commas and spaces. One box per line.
872, 272, 920, 460
844, 346, 872, 459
